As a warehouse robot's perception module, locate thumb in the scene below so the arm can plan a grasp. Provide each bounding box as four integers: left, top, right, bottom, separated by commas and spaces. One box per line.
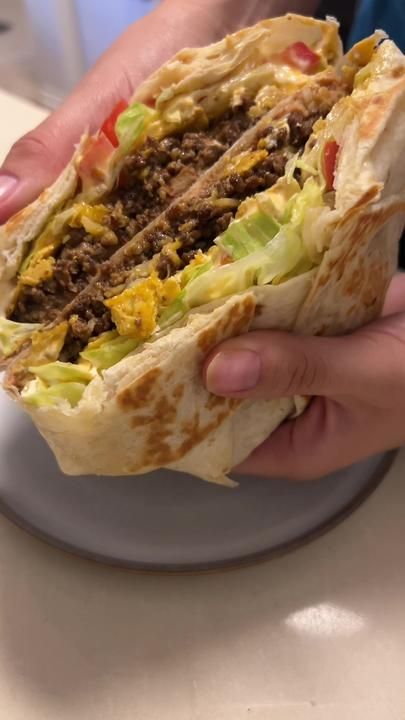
204, 325, 403, 402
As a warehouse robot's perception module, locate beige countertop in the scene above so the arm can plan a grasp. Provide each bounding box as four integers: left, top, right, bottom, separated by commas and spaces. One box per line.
0, 89, 404, 720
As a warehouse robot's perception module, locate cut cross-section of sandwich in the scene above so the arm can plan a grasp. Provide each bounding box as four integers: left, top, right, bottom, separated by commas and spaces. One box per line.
0, 14, 342, 352
2, 21, 405, 484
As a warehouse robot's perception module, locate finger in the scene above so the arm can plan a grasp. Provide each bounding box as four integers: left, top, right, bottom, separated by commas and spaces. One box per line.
382, 273, 405, 316
204, 324, 405, 402
235, 397, 345, 479
234, 397, 398, 480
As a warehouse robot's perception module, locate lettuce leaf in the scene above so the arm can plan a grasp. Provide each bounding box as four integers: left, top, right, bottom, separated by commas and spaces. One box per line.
0, 318, 43, 358
115, 102, 157, 155
283, 176, 324, 225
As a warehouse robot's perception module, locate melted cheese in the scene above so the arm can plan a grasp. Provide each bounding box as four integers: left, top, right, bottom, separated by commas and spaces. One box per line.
224, 149, 268, 177
105, 272, 181, 339
18, 203, 108, 287
19, 254, 55, 287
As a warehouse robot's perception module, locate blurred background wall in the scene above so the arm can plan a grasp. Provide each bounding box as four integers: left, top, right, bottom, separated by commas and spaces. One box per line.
0, 0, 158, 108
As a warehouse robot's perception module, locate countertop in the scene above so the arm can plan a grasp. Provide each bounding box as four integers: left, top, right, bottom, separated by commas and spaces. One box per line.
0, 88, 405, 720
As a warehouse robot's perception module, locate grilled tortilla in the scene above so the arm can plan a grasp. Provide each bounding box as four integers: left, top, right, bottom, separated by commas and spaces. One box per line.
1, 21, 405, 484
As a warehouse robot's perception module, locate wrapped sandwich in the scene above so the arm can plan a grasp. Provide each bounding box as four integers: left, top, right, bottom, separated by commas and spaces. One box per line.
1, 15, 405, 484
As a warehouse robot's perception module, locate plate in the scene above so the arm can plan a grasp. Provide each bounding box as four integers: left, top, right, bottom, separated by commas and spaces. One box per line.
0, 390, 394, 572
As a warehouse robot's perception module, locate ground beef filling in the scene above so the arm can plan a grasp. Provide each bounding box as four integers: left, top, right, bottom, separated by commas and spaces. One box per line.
11, 105, 255, 325
13, 78, 347, 362
60, 102, 339, 362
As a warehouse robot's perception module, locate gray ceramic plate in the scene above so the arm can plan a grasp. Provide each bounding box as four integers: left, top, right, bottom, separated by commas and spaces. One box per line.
0, 390, 394, 572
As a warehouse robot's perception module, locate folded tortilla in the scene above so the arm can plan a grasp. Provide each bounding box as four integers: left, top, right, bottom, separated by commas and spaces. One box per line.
1, 19, 405, 484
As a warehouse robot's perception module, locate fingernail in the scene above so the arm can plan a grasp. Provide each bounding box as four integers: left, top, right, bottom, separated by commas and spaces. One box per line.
0, 174, 18, 202
206, 350, 261, 394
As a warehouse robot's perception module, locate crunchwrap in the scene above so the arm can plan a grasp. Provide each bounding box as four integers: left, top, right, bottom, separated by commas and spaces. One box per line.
1, 17, 405, 485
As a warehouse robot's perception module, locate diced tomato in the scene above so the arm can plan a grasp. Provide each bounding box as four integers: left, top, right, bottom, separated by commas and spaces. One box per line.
78, 132, 115, 190
100, 99, 128, 147
323, 140, 339, 191
281, 42, 320, 73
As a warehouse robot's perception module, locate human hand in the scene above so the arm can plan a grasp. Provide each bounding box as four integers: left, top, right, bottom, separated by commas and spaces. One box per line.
0, 0, 293, 224
204, 273, 405, 480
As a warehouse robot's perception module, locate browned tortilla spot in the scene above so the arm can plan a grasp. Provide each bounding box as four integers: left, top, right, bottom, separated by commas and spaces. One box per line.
118, 367, 161, 409
197, 295, 256, 353
131, 413, 155, 428
172, 383, 184, 401
392, 66, 405, 79
122, 298, 251, 471
179, 398, 241, 456
205, 393, 230, 410
358, 81, 405, 142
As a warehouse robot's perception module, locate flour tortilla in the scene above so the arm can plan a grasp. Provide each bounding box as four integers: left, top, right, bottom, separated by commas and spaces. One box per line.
0, 14, 341, 312
6, 40, 405, 484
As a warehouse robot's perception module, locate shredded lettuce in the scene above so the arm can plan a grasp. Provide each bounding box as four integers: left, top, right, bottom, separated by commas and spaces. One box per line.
80, 332, 139, 371
283, 176, 324, 225
0, 318, 43, 358
158, 291, 187, 328
28, 361, 94, 385
162, 176, 323, 315
216, 211, 279, 260
23, 333, 140, 408
180, 257, 212, 288
115, 102, 157, 155
22, 379, 87, 408
184, 225, 309, 307
22, 360, 94, 408
159, 257, 213, 327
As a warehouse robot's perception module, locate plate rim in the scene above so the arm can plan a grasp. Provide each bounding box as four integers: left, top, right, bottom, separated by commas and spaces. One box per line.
0, 451, 397, 575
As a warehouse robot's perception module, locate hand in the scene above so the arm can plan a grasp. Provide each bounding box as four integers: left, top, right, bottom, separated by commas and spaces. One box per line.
204, 273, 405, 480
0, 0, 320, 224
